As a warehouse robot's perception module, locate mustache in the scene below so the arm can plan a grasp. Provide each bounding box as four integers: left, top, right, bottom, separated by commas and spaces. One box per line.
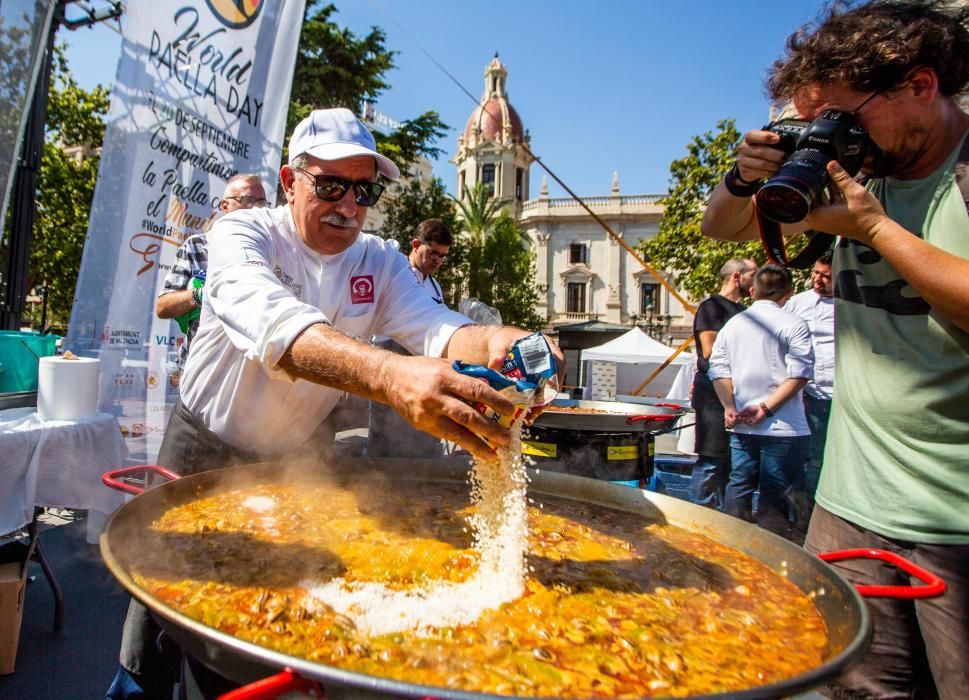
321, 213, 357, 227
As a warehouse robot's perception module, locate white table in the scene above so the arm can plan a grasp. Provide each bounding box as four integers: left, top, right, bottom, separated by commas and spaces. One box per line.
0, 408, 128, 540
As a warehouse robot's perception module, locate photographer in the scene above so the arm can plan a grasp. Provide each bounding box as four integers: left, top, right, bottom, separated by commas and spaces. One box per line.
700, 2, 969, 697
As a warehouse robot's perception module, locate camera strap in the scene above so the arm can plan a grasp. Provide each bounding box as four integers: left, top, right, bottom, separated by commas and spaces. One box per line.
756, 206, 835, 269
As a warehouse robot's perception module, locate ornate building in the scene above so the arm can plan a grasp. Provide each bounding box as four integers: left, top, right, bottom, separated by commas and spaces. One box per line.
455, 56, 690, 338
453, 55, 534, 218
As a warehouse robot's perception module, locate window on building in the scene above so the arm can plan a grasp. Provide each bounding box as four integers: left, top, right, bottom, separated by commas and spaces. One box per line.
640, 283, 660, 316
516, 168, 524, 200
481, 164, 495, 196
567, 282, 587, 314
458, 171, 465, 196
569, 243, 588, 265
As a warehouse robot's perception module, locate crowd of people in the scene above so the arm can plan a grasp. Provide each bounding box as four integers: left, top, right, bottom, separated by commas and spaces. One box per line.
115, 1, 965, 699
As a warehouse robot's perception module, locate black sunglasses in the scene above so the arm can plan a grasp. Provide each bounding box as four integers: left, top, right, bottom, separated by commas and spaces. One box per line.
292, 167, 385, 206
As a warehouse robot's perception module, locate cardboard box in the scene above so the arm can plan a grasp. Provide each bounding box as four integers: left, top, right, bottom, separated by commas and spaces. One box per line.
0, 560, 28, 675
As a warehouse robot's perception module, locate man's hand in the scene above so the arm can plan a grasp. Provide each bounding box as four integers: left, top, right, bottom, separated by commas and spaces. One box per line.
804, 160, 891, 246
482, 327, 567, 423
723, 406, 741, 430
378, 354, 517, 461
737, 404, 768, 426
482, 327, 567, 383
736, 129, 786, 183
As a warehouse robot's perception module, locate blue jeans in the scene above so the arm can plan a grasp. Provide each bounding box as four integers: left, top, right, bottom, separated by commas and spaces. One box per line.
689, 456, 729, 509
725, 433, 806, 537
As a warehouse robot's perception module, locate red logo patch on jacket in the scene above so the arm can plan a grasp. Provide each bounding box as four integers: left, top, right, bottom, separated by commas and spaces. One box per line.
350, 275, 375, 304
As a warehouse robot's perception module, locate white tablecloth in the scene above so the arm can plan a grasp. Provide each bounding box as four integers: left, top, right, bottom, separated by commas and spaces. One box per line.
0, 408, 128, 537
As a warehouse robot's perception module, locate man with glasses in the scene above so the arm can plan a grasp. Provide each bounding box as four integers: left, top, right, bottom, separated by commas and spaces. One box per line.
408, 218, 451, 303
699, 2, 969, 697
168, 108, 562, 468
155, 173, 268, 368
113, 108, 564, 699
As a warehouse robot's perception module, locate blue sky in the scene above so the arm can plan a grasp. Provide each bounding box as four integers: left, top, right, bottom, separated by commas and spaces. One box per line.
61, 0, 828, 198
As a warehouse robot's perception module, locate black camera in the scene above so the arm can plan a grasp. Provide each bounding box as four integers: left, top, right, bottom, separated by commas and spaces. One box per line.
755, 110, 877, 224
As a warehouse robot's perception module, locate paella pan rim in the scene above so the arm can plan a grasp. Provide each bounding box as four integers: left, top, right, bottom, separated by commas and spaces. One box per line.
99, 458, 872, 699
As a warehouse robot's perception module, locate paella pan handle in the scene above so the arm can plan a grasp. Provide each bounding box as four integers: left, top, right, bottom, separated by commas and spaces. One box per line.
625, 414, 674, 425
652, 402, 685, 410
217, 668, 323, 699
818, 548, 947, 599
102, 465, 181, 496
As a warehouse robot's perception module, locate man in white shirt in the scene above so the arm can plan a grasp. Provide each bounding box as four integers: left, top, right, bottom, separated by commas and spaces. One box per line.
163, 108, 562, 470
783, 249, 834, 516
408, 218, 450, 303
708, 265, 814, 538
111, 108, 564, 700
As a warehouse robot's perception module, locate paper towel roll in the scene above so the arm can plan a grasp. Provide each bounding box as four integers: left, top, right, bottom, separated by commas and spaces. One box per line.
37, 356, 101, 421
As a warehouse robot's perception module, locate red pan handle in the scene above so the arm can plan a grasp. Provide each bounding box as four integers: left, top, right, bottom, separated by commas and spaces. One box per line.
101, 465, 181, 495
218, 668, 323, 700
818, 548, 947, 599
652, 402, 685, 410
626, 414, 675, 425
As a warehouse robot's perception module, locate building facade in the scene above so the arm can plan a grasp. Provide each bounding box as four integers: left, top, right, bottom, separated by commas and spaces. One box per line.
455, 56, 690, 337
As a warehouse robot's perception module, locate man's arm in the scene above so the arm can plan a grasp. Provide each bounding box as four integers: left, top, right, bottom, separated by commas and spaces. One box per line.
697, 330, 718, 361
156, 238, 198, 319
737, 377, 809, 426
155, 290, 196, 319
712, 378, 740, 429
807, 162, 969, 333
701, 129, 792, 242
277, 323, 519, 460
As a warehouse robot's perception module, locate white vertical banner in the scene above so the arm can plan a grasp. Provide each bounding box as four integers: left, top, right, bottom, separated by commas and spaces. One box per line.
66, 0, 306, 462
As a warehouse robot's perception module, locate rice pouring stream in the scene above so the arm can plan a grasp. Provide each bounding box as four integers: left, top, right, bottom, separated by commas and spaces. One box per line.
303, 334, 556, 635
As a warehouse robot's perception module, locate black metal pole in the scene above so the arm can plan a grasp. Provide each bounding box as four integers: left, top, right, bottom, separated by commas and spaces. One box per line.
0, 10, 60, 330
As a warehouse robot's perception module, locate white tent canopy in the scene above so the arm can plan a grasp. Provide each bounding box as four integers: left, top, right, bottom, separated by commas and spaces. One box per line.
581, 328, 694, 400
582, 327, 693, 365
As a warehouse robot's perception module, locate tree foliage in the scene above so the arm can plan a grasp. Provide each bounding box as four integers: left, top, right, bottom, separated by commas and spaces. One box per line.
462, 213, 542, 330
285, 2, 447, 174
636, 119, 766, 302
453, 183, 503, 242
26, 48, 109, 331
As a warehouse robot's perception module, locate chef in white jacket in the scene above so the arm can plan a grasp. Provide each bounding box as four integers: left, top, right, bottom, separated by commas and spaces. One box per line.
164, 108, 562, 470
111, 108, 565, 700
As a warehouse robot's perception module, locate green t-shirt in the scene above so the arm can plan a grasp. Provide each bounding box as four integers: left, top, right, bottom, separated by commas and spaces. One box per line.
817, 135, 969, 544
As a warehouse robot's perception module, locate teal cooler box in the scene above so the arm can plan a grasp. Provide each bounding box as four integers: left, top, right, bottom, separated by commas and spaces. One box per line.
0, 331, 59, 393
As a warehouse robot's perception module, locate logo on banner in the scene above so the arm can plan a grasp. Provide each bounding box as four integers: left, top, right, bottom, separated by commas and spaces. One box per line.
350, 276, 374, 304
206, 0, 262, 29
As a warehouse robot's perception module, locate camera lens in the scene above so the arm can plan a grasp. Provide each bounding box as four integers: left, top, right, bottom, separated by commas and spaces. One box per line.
756, 149, 830, 223
756, 183, 812, 223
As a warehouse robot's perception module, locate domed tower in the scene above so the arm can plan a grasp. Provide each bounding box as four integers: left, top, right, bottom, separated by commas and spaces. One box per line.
454, 54, 534, 218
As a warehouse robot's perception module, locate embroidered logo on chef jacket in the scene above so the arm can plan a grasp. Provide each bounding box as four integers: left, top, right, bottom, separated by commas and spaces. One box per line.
272, 266, 303, 298
350, 275, 375, 304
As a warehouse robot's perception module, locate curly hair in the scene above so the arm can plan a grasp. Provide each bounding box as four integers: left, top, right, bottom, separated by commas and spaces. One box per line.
768, 0, 969, 100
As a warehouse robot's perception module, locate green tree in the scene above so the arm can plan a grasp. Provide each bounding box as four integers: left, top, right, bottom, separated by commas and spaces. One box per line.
26, 48, 109, 331
463, 213, 542, 330
453, 183, 503, 242
285, 2, 447, 174
636, 119, 765, 302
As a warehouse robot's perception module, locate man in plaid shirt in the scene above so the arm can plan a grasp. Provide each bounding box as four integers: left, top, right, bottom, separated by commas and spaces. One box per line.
155, 174, 268, 366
